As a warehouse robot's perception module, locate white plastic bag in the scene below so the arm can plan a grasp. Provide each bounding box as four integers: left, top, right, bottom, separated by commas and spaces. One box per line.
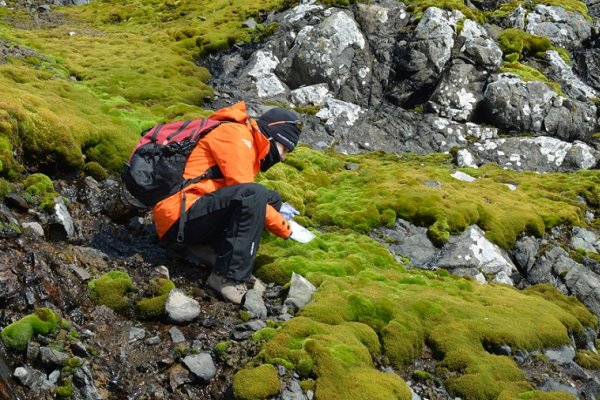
289, 220, 315, 243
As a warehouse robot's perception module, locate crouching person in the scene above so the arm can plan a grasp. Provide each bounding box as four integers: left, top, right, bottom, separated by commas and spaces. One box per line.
152, 101, 302, 304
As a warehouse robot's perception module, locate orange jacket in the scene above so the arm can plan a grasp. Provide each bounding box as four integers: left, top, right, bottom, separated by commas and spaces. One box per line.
152, 101, 292, 240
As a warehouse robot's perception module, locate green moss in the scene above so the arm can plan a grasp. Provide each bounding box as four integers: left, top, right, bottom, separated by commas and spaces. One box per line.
62, 357, 83, 374
0, 178, 12, 198
402, 0, 485, 23
1, 308, 60, 351
215, 341, 232, 357
412, 370, 433, 381
240, 310, 252, 322
256, 269, 594, 400
575, 350, 600, 369
55, 378, 74, 397
82, 161, 108, 181
252, 328, 279, 343
233, 364, 281, 400
88, 270, 135, 312
135, 278, 175, 319
23, 172, 60, 211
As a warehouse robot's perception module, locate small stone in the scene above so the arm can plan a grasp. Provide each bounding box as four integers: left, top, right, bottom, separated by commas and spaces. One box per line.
169, 326, 186, 344
39, 347, 69, 368
235, 320, 267, 332
68, 264, 91, 281
183, 353, 216, 381
345, 163, 360, 171
166, 289, 200, 323
146, 336, 161, 345
70, 342, 88, 357
129, 327, 146, 343
243, 289, 267, 319
22, 222, 44, 237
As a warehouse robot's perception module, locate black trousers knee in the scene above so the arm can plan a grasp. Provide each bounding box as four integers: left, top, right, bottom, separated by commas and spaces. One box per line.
165, 183, 282, 282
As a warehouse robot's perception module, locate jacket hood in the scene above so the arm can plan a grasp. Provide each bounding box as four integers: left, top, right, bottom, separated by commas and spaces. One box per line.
209, 101, 270, 164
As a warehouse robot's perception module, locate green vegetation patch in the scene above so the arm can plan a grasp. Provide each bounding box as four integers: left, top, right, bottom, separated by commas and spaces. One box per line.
499, 61, 565, 96
233, 364, 281, 400
575, 350, 600, 369
1, 308, 61, 351
23, 172, 60, 211
402, 0, 485, 23
259, 147, 599, 252
88, 270, 135, 312
255, 269, 594, 400
135, 278, 175, 319
497, 28, 570, 64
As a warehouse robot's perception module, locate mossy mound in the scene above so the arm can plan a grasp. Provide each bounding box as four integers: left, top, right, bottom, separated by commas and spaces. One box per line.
23, 172, 60, 211
1, 308, 60, 351
135, 278, 175, 319
256, 268, 595, 400
88, 270, 135, 312
232, 364, 281, 400
575, 350, 600, 369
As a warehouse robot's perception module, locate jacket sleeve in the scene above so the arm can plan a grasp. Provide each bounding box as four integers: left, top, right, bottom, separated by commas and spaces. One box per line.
265, 205, 292, 238
208, 124, 256, 185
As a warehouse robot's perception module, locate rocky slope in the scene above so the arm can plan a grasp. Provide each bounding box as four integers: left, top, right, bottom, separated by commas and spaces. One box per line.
0, 0, 599, 399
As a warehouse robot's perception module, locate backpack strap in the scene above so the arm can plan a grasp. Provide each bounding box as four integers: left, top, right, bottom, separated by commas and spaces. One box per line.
175, 165, 224, 243
165, 120, 192, 142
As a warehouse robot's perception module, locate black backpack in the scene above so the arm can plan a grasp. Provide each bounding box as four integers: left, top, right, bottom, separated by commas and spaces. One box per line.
123, 118, 223, 208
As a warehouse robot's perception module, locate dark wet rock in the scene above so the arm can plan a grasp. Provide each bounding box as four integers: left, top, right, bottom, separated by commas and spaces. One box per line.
166, 289, 200, 323
236, 320, 267, 332
26, 342, 40, 363
79, 176, 104, 215
0, 203, 21, 238
4, 193, 30, 212
67, 263, 91, 281
284, 272, 317, 312
513, 236, 540, 272
243, 289, 267, 319
73, 362, 102, 400
481, 74, 597, 142
182, 353, 216, 382
231, 330, 253, 341
70, 341, 88, 357
390, 7, 462, 107
376, 219, 438, 267
537, 379, 579, 397
426, 59, 487, 122
169, 326, 186, 344
47, 197, 76, 241
39, 347, 69, 368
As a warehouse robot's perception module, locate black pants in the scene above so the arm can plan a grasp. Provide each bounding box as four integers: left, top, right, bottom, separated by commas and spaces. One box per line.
165, 183, 282, 282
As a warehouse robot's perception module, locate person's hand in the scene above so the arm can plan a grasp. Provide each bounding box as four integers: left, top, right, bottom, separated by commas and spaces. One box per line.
280, 202, 300, 220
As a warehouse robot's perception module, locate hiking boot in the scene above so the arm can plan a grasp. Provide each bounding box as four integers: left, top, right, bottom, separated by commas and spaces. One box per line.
206, 272, 248, 305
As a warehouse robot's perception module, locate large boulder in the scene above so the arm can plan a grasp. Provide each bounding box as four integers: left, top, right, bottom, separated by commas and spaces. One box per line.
526, 5, 592, 49
481, 73, 597, 142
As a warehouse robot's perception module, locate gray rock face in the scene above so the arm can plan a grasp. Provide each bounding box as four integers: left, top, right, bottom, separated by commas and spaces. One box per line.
526, 5, 592, 49
183, 353, 216, 382
377, 219, 438, 267
513, 236, 540, 272
391, 7, 462, 105
243, 289, 268, 319
165, 289, 200, 323
13, 366, 54, 393
73, 362, 102, 400
571, 227, 599, 253
482, 74, 597, 142
436, 226, 516, 284
284, 272, 317, 312
48, 197, 76, 241
472, 136, 599, 172
427, 60, 487, 122
39, 347, 69, 368
458, 19, 503, 70
544, 50, 597, 101
285, 10, 369, 102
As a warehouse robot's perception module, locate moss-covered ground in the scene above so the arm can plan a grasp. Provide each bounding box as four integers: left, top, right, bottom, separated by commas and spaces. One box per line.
0, 0, 285, 176
2, 0, 599, 399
